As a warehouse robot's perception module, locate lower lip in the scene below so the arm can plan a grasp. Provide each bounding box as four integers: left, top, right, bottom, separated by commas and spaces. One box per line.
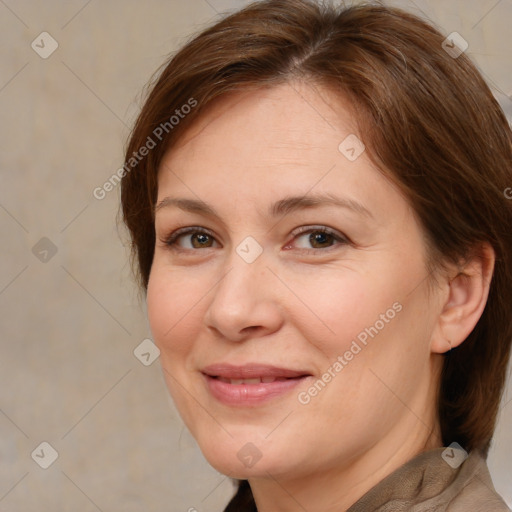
203, 374, 309, 406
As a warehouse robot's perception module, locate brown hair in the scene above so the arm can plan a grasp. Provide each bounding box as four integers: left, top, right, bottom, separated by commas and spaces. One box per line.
120, 1, 512, 508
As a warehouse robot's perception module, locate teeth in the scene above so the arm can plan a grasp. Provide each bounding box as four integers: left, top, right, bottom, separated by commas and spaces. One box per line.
217, 376, 279, 385
244, 378, 262, 384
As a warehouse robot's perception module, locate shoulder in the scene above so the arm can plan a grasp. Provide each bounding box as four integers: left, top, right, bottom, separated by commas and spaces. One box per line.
445, 450, 510, 512
347, 446, 510, 512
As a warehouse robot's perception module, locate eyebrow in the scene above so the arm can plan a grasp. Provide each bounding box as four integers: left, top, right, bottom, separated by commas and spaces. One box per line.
154, 193, 373, 219
270, 194, 373, 219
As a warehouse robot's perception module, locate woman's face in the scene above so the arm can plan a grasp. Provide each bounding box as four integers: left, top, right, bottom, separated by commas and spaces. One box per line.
148, 82, 445, 481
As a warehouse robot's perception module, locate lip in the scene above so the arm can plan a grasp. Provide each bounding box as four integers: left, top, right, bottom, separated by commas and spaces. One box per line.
202, 363, 310, 379
201, 363, 312, 406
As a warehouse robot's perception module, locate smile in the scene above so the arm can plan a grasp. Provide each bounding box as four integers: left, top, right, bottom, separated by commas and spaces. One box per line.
201, 364, 312, 406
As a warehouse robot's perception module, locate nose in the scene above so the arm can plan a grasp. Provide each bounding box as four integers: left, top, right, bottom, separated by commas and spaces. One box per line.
203, 253, 283, 343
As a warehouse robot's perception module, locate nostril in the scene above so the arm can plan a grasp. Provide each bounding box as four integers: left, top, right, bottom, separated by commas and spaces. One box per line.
242, 325, 262, 333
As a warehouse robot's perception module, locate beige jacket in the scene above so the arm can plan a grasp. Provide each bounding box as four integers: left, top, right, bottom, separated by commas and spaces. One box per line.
347, 447, 510, 511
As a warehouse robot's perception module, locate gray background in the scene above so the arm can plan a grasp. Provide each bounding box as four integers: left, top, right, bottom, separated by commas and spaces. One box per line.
1, 0, 511, 510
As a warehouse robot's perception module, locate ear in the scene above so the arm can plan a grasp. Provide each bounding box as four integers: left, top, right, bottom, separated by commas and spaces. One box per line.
431, 243, 495, 354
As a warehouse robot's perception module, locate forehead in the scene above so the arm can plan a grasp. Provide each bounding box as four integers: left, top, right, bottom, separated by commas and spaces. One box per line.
155, 81, 407, 219
157, 81, 366, 184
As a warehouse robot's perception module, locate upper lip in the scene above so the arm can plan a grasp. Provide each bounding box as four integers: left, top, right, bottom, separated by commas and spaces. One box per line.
201, 363, 311, 379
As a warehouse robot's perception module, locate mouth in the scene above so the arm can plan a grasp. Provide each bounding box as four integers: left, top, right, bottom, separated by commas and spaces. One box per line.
201, 363, 312, 406
215, 376, 295, 385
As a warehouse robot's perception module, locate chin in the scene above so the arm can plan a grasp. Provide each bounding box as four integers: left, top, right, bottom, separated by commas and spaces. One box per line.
194, 430, 290, 479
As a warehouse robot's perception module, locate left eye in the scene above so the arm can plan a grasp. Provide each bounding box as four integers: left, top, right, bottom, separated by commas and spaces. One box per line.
291, 228, 347, 250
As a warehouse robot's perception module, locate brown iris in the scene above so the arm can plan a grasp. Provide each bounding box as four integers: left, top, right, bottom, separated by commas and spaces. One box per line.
309, 231, 335, 249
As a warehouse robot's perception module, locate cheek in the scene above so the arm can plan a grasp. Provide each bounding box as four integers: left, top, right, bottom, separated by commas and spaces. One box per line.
146, 265, 206, 361
146, 266, 210, 432
279, 265, 404, 356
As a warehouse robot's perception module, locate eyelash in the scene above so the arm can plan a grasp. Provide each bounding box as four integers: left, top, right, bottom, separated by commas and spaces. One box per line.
160, 225, 350, 254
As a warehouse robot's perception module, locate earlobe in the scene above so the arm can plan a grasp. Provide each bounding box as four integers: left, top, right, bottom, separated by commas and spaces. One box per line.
431, 243, 495, 354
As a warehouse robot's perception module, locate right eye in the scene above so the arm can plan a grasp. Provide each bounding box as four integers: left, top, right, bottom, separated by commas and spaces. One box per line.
162, 227, 220, 250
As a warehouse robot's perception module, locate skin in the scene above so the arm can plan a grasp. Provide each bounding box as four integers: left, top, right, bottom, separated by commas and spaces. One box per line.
147, 82, 494, 512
